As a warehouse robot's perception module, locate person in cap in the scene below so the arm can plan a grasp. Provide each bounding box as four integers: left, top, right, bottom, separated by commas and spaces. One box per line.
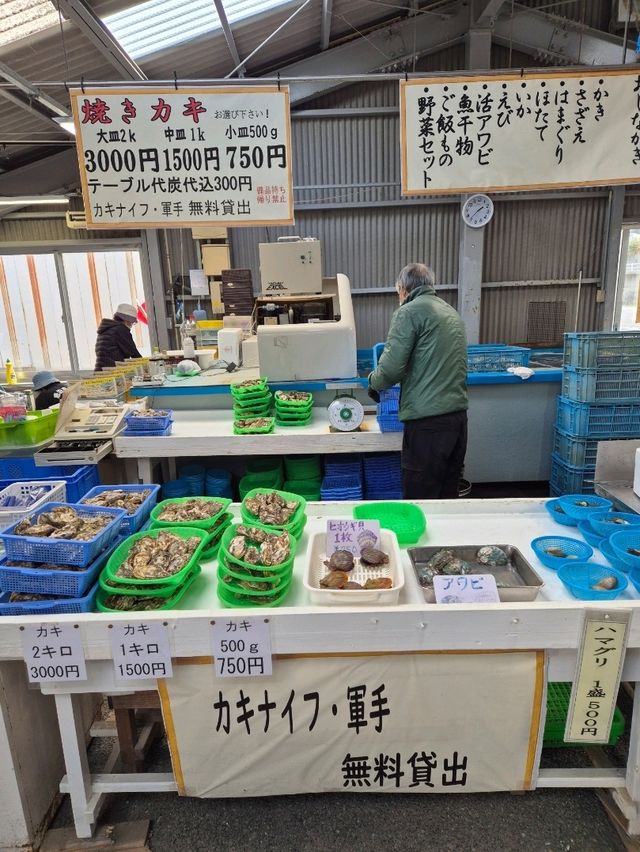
32, 370, 65, 410
94, 303, 142, 371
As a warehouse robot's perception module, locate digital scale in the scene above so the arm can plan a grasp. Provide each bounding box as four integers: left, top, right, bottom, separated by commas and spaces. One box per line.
34, 384, 128, 466
327, 395, 364, 432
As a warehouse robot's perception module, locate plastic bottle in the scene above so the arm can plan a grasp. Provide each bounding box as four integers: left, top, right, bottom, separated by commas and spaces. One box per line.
182, 336, 196, 359
5, 359, 16, 385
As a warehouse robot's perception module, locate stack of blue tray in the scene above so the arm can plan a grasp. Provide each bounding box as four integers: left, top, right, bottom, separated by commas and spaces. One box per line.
363, 453, 402, 499
206, 468, 233, 499
377, 387, 403, 433
178, 463, 206, 496
320, 474, 363, 501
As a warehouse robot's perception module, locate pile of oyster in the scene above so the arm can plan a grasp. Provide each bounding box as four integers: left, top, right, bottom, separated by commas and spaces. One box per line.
115, 531, 200, 580
319, 547, 393, 591
83, 489, 151, 515
5, 559, 83, 573
235, 417, 272, 429
9, 592, 60, 602
103, 594, 168, 611
275, 390, 311, 403
129, 409, 170, 418
244, 491, 299, 526
158, 498, 224, 523
227, 525, 291, 567
14, 506, 112, 540
233, 379, 265, 390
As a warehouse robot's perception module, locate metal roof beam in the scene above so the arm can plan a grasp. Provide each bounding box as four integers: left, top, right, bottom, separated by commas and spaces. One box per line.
212, 0, 245, 77
475, 0, 508, 26
0, 61, 69, 118
492, 6, 635, 65
56, 0, 147, 80
320, 0, 333, 50
276, 3, 469, 104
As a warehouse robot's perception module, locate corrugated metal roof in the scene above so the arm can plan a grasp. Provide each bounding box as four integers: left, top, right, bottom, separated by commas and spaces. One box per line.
0, 0, 58, 49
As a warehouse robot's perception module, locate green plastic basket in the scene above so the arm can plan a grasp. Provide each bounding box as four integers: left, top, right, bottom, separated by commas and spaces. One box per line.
216, 574, 291, 608
276, 400, 313, 413
96, 567, 200, 612
150, 497, 231, 530
217, 563, 288, 592
99, 565, 201, 598
240, 470, 282, 488
284, 455, 322, 480
233, 419, 275, 435
241, 488, 306, 531
218, 552, 292, 584
233, 403, 272, 418
230, 378, 269, 395
247, 458, 284, 475
274, 391, 313, 407
102, 526, 210, 590
283, 478, 321, 499
353, 501, 426, 546
219, 522, 296, 573
276, 415, 312, 428
0, 409, 59, 448
544, 682, 625, 747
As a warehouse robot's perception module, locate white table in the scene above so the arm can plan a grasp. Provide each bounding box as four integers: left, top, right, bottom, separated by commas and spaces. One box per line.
3, 498, 640, 840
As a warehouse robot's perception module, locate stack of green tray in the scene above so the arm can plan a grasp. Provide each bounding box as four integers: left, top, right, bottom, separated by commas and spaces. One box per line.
95, 526, 210, 612
283, 478, 321, 501
231, 378, 273, 419
284, 455, 322, 481
274, 391, 313, 427
239, 460, 284, 499
217, 523, 296, 607
241, 488, 307, 539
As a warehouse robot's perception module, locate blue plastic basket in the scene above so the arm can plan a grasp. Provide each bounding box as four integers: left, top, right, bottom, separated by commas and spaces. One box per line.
556, 396, 640, 439
0, 503, 126, 567
545, 498, 579, 527
564, 331, 640, 369
0, 464, 99, 503
550, 455, 596, 495
552, 429, 612, 469
588, 512, 640, 539
80, 484, 161, 534
124, 409, 173, 431
530, 535, 593, 570
610, 529, 640, 571
562, 366, 640, 404
0, 581, 99, 616
377, 416, 404, 433
578, 521, 606, 549
600, 539, 633, 573
557, 561, 628, 601
121, 423, 172, 438
372, 342, 385, 367
467, 345, 530, 373
0, 536, 123, 597
626, 568, 640, 594
557, 493, 613, 520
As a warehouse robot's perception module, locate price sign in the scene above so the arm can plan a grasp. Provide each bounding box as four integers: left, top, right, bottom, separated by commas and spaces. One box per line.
433, 574, 500, 604
110, 621, 173, 681
21, 624, 87, 683
211, 617, 272, 677
326, 519, 380, 556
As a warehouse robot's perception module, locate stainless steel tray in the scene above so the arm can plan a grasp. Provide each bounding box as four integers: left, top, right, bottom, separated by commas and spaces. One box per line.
408, 544, 544, 603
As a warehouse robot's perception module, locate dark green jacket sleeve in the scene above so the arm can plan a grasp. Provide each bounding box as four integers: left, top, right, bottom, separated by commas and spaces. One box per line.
369, 307, 416, 391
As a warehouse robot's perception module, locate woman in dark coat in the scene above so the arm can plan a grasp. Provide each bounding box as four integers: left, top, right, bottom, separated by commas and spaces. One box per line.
94, 303, 142, 371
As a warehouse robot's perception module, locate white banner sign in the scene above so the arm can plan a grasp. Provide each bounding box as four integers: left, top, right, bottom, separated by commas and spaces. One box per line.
159, 651, 544, 797
70, 87, 294, 228
401, 69, 640, 194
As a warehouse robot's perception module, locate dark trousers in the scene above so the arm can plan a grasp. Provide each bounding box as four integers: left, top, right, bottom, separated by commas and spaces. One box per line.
401, 410, 468, 500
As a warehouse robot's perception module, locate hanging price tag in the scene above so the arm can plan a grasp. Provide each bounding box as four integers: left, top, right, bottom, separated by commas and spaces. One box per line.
211, 617, 272, 677
110, 621, 173, 681
326, 519, 380, 556
22, 623, 87, 683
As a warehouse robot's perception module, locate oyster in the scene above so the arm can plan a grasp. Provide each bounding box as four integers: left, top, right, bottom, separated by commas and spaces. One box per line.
39, 506, 78, 527
275, 390, 311, 403
244, 491, 299, 526
324, 550, 355, 572
235, 418, 272, 429
9, 592, 60, 601
13, 507, 111, 540
236, 525, 268, 543
259, 532, 290, 566
130, 409, 169, 417
50, 520, 83, 539
233, 379, 265, 389
360, 548, 389, 567
363, 577, 393, 590
243, 546, 261, 565
158, 498, 224, 523
115, 531, 199, 580
104, 594, 167, 611
16, 523, 55, 537
476, 546, 508, 566
319, 571, 349, 589
228, 535, 247, 559
83, 489, 151, 515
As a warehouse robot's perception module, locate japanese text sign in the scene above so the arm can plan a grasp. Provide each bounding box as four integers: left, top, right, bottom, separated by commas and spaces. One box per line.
433, 574, 500, 604
211, 617, 273, 677
21, 623, 87, 683
110, 621, 173, 681
158, 650, 545, 797
70, 87, 294, 228
400, 69, 640, 195
565, 610, 630, 744
326, 519, 380, 556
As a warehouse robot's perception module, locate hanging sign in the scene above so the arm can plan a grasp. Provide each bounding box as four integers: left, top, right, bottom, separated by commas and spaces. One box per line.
158, 651, 544, 797
110, 621, 173, 681
564, 610, 630, 744
21, 623, 87, 683
400, 69, 640, 195
70, 86, 294, 228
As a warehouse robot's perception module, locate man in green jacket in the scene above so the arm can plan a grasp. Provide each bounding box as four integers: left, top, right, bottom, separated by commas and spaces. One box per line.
368, 263, 468, 499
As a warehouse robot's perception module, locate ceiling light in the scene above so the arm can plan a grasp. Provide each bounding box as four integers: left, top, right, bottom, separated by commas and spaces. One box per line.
52, 116, 76, 136
0, 197, 70, 206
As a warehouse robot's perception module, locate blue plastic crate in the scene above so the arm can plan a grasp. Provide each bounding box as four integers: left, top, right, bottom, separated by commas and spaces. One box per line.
377, 416, 403, 433
0, 581, 99, 616
121, 423, 172, 437
0, 463, 99, 502
556, 396, 640, 439
562, 366, 640, 404
373, 342, 385, 367
124, 409, 173, 431
564, 331, 640, 369
0, 503, 126, 567
80, 484, 161, 534
550, 454, 596, 495
0, 536, 123, 597
467, 345, 530, 373
553, 428, 612, 468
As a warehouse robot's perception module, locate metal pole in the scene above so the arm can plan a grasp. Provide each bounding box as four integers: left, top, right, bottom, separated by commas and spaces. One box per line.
574, 269, 583, 331
53, 251, 80, 373
622, 0, 633, 64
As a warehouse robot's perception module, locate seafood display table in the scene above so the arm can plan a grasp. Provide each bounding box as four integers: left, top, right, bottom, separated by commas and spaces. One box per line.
4, 498, 640, 841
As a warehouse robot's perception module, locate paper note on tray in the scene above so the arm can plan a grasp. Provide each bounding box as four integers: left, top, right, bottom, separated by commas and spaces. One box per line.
326, 519, 380, 556
189, 268, 209, 296
433, 574, 500, 604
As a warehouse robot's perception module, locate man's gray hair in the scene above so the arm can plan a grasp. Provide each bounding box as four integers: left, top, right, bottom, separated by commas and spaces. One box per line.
396, 263, 436, 293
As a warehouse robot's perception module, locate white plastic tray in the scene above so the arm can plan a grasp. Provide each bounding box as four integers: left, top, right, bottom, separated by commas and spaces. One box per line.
303, 528, 404, 605
0, 480, 67, 528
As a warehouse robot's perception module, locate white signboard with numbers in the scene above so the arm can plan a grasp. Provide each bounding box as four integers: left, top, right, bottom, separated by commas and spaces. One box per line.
70, 86, 294, 228
110, 621, 173, 681
21, 623, 87, 683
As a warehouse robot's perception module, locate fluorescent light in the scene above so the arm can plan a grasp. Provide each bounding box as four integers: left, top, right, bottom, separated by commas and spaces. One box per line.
52, 116, 76, 136
0, 197, 69, 206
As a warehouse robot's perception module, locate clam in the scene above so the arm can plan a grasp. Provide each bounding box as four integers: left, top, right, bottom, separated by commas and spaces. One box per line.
360, 547, 389, 567
320, 571, 349, 589
324, 550, 355, 572
591, 576, 618, 591
363, 578, 393, 590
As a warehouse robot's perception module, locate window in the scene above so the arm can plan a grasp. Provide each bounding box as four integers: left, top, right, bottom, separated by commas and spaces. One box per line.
616, 226, 640, 332
0, 249, 150, 375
